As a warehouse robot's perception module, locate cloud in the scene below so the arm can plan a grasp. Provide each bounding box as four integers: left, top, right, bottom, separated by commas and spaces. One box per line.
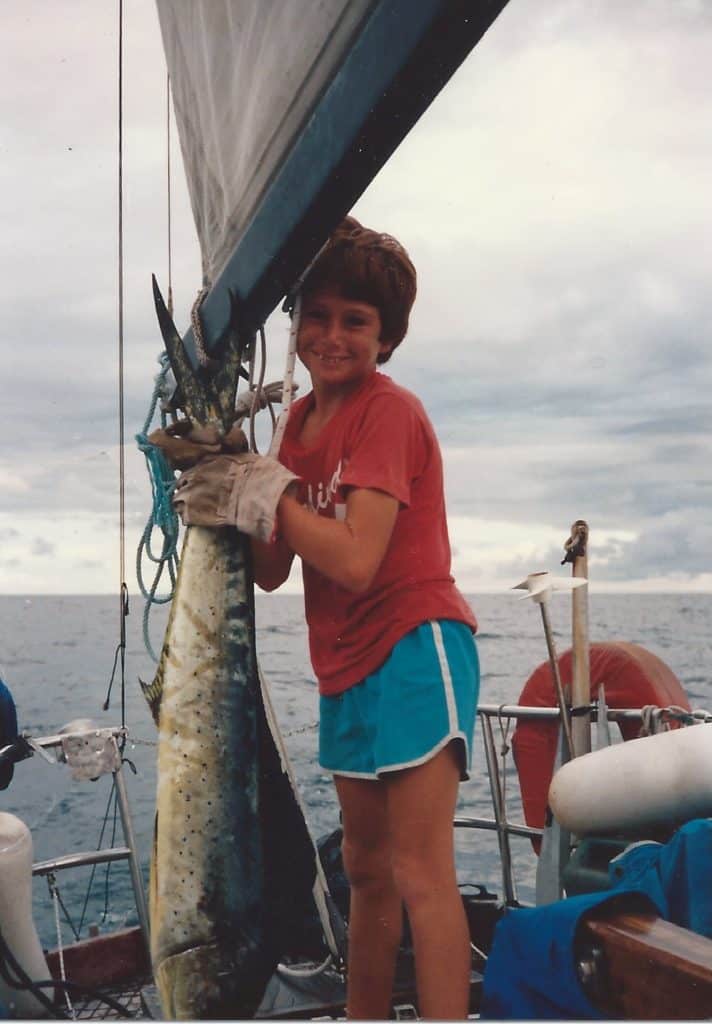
0, 471, 30, 496
1, 1, 710, 592
596, 509, 712, 581
30, 538, 55, 557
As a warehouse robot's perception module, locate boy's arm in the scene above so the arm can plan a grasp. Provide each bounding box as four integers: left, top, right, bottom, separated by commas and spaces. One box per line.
251, 535, 295, 592
276, 486, 399, 595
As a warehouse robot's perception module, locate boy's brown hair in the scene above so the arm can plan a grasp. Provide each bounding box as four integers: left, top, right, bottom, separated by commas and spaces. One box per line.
300, 216, 417, 363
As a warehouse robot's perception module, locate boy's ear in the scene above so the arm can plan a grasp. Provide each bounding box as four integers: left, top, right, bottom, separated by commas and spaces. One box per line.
378, 338, 394, 360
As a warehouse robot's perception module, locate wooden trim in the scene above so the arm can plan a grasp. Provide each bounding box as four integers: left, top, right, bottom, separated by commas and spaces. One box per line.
45, 925, 150, 989
580, 910, 712, 1020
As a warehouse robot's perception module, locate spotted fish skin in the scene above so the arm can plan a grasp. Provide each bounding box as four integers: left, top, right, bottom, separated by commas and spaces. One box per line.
149, 526, 274, 1018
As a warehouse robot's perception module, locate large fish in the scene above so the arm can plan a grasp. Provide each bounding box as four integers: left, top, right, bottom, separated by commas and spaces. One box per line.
141, 280, 317, 1019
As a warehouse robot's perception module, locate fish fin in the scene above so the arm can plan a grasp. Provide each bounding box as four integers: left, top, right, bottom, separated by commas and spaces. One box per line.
139, 674, 162, 726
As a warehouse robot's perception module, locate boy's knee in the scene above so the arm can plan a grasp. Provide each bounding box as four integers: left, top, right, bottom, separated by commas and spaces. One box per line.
342, 837, 392, 893
391, 841, 459, 909
390, 851, 433, 907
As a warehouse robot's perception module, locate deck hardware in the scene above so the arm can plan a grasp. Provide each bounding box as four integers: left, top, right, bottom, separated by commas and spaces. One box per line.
512, 572, 588, 761
393, 1002, 418, 1019
29, 727, 149, 951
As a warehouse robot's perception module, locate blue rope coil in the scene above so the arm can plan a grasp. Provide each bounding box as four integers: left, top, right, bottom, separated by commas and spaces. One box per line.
135, 353, 181, 662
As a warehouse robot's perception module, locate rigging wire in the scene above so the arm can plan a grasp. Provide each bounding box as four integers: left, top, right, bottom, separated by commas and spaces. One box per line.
74, 780, 121, 938
47, 874, 81, 944
111, 0, 128, 738
166, 73, 173, 319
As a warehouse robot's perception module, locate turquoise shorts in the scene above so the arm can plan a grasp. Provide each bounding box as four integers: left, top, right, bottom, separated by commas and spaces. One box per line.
319, 620, 479, 781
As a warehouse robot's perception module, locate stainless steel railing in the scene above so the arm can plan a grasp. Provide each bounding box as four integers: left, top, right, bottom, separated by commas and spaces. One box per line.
15, 728, 150, 948
452, 702, 689, 907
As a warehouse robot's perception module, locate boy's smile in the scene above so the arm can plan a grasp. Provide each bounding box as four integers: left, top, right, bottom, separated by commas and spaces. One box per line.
298, 289, 391, 396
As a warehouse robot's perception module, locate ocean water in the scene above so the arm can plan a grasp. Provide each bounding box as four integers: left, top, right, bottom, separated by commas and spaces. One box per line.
0, 591, 710, 950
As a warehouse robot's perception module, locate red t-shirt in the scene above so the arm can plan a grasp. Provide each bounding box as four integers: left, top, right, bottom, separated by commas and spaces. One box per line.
279, 371, 477, 695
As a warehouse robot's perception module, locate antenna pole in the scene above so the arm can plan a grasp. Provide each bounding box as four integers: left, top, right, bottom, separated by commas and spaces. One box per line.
568, 520, 591, 756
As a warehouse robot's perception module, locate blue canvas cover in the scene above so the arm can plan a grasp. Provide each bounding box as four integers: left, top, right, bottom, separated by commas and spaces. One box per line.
480, 819, 712, 1019
607, 819, 712, 937
0, 678, 18, 790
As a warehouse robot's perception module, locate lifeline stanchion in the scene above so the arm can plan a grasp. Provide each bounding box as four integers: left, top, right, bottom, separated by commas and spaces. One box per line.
511, 571, 588, 762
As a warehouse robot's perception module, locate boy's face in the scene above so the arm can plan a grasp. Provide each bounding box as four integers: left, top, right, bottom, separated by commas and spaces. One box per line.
297, 288, 391, 394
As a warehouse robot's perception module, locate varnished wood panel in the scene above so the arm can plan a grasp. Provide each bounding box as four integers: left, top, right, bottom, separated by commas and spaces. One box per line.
581, 911, 712, 1019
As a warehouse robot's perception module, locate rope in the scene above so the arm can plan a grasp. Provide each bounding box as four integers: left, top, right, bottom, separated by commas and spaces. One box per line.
639, 705, 663, 736
638, 704, 711, 736
49, 873, 76, 1019
45, 882, 80, 942
561, 520, 588, 565
135, 353, 181, 662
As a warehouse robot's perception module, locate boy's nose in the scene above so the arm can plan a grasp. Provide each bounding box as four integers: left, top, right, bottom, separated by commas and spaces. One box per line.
323, 317, 341, 342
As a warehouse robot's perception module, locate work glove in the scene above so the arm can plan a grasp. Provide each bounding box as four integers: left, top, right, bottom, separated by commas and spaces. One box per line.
234, 380, 291, 421
172, 453, 299, 542
147, 422, 248, 470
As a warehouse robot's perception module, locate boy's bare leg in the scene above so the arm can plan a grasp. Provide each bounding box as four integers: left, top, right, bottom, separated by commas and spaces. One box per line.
386, 743, 470, 1020
334, 776, 403, 1020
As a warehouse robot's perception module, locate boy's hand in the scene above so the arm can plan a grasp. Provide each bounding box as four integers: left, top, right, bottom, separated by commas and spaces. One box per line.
172, 454, 299, 542
147, 422, 248, 470
234, 380, 294, 419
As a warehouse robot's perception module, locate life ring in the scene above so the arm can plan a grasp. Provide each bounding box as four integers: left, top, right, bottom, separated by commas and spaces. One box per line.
511, 641, 691, 852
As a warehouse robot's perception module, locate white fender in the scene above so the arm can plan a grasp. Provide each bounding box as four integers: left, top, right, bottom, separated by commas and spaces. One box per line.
0, 813, 51, 1018
548, 724, 712, 836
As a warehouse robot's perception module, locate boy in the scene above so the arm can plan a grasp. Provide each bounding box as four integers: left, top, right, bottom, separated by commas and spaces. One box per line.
172, 217, 479, 1020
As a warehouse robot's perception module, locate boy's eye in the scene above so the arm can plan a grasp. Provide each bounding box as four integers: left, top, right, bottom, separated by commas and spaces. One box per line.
345, 314, 367, 328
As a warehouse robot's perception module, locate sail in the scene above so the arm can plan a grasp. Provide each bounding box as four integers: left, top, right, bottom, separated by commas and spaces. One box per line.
156, 0, 375, 287
155, 0, 509, 364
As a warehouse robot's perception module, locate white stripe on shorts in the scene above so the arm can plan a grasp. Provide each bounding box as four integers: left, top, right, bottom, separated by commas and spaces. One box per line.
429, 620, 458, 733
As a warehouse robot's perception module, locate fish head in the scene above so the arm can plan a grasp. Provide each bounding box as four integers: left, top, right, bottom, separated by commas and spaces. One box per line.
152, 276, 249, 435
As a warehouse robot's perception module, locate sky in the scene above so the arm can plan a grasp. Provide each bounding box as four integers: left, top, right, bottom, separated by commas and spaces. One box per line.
1, 0, 710, 596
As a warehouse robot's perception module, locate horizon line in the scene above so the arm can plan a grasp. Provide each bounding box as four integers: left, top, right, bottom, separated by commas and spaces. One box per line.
2, 589, 711, 599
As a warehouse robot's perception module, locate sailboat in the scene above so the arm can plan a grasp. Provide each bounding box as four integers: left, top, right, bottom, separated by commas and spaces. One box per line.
1, 0, 711, 1019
